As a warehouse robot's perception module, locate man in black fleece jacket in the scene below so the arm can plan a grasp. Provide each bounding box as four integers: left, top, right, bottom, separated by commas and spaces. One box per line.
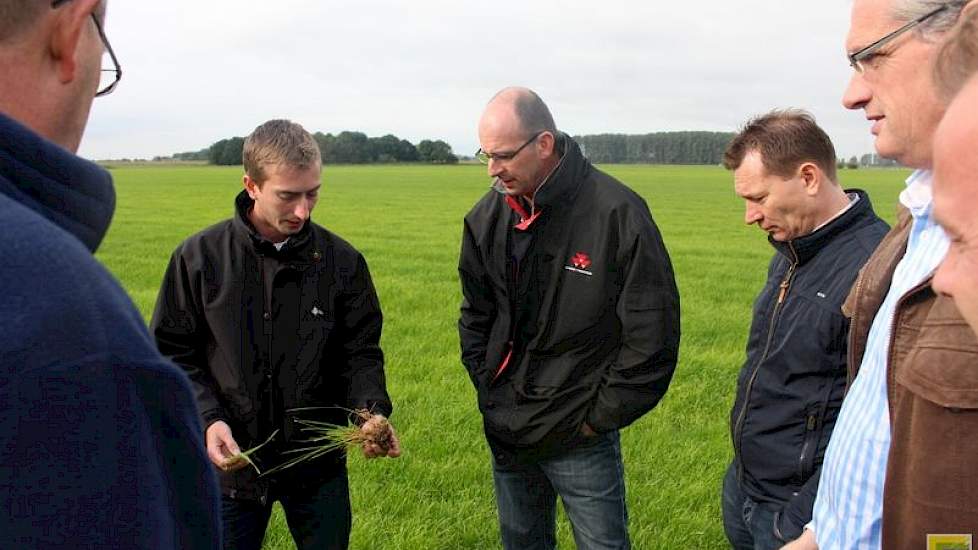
459, 87, 680, 550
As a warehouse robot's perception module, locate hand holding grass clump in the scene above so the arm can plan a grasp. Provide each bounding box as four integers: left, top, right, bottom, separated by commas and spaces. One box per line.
358, 413, 401, 459
261, 408, 400, 476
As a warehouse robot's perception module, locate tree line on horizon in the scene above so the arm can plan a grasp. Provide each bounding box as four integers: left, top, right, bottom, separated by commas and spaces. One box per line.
161, 129, 897, 167
166, 131, 459, 165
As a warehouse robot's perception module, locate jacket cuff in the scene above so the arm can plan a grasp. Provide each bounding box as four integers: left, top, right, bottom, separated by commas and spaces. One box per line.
201, 409, 228, 430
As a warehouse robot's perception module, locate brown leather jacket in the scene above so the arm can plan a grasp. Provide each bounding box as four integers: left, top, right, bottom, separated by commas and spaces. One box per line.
843, 207, 978, 549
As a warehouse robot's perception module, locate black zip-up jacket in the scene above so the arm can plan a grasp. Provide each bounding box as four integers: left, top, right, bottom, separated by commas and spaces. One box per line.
151, 191, 392, 501
729, 190, 887, 540
458, 135, 680, 462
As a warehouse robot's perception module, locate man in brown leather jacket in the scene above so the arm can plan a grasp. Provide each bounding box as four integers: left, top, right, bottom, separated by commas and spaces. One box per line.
782, 1, 978, 549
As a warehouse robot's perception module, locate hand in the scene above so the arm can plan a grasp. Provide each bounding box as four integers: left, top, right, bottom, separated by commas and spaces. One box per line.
780, 528, 817, 550
205, 420, 247, 472
360, 415, 401, 459
580, 422, 598, 437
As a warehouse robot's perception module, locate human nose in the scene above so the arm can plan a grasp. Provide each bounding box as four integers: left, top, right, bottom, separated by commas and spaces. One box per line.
294, 198, 313, 220
745, 203, 763, 225
487, 157, 504, 178
842, 72, 871, 111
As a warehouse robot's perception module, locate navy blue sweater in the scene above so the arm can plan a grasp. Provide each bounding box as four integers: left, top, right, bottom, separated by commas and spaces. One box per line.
0, 112, 221, 548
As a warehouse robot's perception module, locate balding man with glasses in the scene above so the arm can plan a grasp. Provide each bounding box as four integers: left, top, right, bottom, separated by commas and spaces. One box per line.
781, 1, 976, 549
458, 87, 680, 550
0, 1, 220, 547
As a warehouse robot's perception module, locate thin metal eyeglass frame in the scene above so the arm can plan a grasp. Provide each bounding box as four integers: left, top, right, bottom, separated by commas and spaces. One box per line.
50, 0, 121, 97
476, 132, 543, 164
847, 4, 947, 73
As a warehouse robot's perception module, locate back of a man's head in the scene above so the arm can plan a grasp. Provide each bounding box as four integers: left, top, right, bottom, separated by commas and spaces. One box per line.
0, 0, 47, 45
934, 4, 978, 101
723, 109, 838, 183
243, 119, 322, 185
0, 0, 105, 152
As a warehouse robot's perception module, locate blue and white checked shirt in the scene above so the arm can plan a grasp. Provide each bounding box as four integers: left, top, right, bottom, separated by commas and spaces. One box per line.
809, 170, 950, 549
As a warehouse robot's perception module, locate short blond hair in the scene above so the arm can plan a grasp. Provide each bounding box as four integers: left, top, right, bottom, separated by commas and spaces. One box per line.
243, 119, 321, 184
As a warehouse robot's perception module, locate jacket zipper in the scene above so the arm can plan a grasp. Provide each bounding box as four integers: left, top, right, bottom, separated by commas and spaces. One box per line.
797, 413, 818, 481
258, 253, 277, 438
735, 243, 799, 482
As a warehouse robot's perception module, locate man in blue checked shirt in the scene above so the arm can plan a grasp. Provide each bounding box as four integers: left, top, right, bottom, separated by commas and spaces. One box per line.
782, 1, 978, 549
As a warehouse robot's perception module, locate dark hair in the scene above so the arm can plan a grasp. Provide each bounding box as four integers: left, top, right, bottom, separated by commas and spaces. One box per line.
723, 109, 838, 183
934, 4, 978, 101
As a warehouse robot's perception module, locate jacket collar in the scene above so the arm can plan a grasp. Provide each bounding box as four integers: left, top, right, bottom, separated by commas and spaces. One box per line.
232, 189, 315, 258
530, 132, 588, 210
769, 189, 876, 265
0, 111, 115, 252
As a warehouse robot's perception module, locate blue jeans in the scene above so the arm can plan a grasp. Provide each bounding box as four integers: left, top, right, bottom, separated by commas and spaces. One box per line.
721, 463, 785, 550
491, 430, 630, 550
221, 469, 352, 550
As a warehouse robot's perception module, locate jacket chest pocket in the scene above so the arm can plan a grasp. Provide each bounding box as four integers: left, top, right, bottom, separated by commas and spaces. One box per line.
897, 296, 978, 411
893, 296, 978, 512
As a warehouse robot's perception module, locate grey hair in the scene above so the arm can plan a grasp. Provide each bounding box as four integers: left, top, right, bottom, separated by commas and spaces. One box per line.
0, 0, 45, 44
933, 4, 978, 100
511, 89, 557, 138
891, 0, 970, 40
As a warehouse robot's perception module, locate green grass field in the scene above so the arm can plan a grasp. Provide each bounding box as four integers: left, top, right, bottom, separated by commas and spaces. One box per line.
97, 163, 908, 549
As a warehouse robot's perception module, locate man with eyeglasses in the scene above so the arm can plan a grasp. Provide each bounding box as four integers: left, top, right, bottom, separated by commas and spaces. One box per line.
781, 1, 975, 549
0, 1, 219, 548
458, 87, 680, 549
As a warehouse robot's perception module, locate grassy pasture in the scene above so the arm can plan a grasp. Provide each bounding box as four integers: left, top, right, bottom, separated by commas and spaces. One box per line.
97, 163, 908, 549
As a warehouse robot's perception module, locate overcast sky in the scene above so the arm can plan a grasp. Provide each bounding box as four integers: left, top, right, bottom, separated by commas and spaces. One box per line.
80, 0, 877, 162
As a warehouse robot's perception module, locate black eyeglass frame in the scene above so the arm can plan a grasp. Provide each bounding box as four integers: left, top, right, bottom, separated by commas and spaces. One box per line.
847, 4, 947, 73
50, 0, 122, 97
476, 132, 544, 164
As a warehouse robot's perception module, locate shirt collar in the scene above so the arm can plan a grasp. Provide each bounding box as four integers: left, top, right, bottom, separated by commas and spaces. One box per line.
899, 169, 933, 217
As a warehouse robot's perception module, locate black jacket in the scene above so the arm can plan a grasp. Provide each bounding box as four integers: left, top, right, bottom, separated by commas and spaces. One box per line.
729, 190, 887, 540
458, 135, 680, 462
151, 191, 391, 500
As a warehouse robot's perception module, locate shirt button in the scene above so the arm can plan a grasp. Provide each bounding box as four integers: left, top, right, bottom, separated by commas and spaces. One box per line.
263, 312, 271, 321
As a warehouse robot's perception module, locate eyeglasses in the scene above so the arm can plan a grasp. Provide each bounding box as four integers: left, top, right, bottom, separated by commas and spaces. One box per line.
51, 0, 122, 97
476, 132, 543, 164
847, 4, 947, 73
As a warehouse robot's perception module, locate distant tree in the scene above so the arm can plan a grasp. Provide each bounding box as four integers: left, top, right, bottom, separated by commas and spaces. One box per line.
206, 137, 244, 166
331, 131, 370, 163
208, 139, 228, 165
574, 131, 735, 164
847, 155, 859, 170
397, 139, 420, 162
220, 137, 244, 166
417, 139, 458, 164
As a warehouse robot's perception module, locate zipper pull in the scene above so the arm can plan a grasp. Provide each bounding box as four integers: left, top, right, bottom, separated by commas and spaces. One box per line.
777, 279, 790, 304
806, 414, 817, 430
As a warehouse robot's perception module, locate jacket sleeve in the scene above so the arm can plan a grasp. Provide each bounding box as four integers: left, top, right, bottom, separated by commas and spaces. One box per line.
337, 253, 393, 417
585, 210, 680, 433
149, 247, 227, 428
458, 218, 495, 390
